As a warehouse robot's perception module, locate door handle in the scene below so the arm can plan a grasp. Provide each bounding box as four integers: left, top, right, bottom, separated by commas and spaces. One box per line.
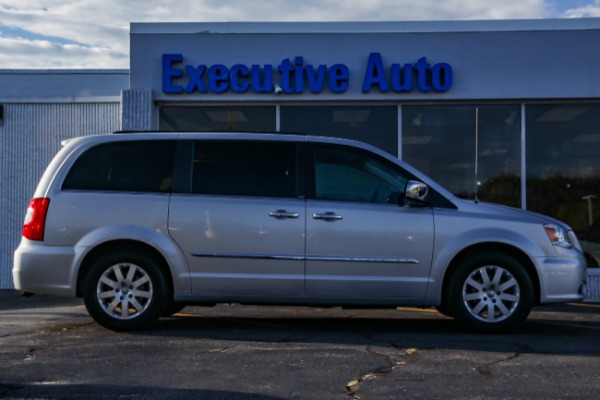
312, 212, 343, 221
269, 210, 300, 219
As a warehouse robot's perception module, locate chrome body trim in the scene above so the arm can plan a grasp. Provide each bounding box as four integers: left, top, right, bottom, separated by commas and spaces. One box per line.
307, 255, 419, 264
191, 252, 305, 261
191, 252, 419, 264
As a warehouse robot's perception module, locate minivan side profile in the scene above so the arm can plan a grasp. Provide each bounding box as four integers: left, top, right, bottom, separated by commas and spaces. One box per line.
13, 132, 587, 332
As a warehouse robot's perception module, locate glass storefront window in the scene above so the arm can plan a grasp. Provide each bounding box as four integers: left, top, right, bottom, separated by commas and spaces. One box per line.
526, 103, 600, 266
280, 105, 398, 156
159, 106, 276, 132
402, 105, 521, 207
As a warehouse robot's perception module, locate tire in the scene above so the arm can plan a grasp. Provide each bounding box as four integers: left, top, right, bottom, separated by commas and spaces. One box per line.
83, 250, 169, 331
448, 252, 534, 332
162, 302, 186, 317
435, 304, 454, 318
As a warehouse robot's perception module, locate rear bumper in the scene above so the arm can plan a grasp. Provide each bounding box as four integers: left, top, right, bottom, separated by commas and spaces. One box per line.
13, 239, 78, 297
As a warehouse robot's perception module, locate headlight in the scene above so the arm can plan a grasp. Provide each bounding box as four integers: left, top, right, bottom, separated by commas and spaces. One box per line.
544, 224, 573, 248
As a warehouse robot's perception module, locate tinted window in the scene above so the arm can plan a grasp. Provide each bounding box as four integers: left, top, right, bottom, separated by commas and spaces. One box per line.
191, 141, 300, 198
62, 140, 176, 193
313, 145, 410, 204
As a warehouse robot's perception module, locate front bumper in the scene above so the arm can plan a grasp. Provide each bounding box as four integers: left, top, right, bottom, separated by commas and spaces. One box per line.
536, 249, 587, 303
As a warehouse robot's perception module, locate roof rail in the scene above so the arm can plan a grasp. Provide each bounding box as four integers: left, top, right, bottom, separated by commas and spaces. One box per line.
112, 129, 304, 135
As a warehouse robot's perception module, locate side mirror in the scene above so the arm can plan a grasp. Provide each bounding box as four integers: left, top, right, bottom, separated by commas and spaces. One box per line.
405, 180, 429, 202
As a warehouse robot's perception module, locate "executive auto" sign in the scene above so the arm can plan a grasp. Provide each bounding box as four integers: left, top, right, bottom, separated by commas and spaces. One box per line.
162, 52, 453, 95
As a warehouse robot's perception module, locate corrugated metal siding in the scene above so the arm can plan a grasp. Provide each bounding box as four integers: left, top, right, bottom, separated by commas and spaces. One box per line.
121, 89, 153, 131
0, 102, 120, 289
585, 269, 600, 302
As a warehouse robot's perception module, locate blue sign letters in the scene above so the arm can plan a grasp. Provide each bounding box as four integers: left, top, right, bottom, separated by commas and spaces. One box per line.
162, 53, 452, 95
362, 53, 452, 93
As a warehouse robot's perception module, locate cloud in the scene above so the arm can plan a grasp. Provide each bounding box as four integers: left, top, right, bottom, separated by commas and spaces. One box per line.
0, 37, 127, 69
561, 0, 600, 17
0, 0, 583, 69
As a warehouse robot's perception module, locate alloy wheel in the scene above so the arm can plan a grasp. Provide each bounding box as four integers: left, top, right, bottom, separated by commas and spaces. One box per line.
96, 262, 154, 320
462, 265, 521, 323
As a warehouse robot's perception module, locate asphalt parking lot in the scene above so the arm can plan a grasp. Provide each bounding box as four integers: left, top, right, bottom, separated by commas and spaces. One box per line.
1, 289, 599, 400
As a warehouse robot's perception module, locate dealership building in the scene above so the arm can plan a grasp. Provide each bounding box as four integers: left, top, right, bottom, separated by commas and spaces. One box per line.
1, 19, 599, 298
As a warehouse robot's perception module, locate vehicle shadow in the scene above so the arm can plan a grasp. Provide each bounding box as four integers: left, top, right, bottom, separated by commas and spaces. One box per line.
133, 305, 600, 357
0, 383, 284, 400
0, 290, 83, 312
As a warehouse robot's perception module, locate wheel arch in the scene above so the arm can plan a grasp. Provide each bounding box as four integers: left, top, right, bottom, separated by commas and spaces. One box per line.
441, 242, 541, 307
76, 239, 174, 299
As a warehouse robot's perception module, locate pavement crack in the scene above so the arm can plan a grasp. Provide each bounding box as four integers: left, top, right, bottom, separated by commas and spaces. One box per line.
477, 352, 520, 380
345, 347, 418, 399
208, 346, 230, 353
24, 348, 37, 361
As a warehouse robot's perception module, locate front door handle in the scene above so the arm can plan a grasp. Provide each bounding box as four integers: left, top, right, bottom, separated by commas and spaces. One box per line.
312, 212, 343, 221
269, 210, 300, 219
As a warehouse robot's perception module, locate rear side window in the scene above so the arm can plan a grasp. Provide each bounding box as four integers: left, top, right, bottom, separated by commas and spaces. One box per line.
191, 141, 300, 198
62, 140, 176, 193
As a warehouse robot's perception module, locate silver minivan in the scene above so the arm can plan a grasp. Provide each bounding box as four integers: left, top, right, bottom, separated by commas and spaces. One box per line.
13, 132, 587, 332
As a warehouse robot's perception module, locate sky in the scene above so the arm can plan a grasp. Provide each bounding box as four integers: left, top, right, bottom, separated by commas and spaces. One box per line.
0, 0, 599, 69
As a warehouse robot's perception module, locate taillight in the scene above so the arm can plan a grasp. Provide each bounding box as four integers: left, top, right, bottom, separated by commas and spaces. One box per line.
23, 198, 50, 241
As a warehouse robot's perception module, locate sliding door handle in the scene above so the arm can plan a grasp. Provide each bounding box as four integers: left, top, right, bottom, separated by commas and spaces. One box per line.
269, 210, 300, 219
312, 212, 343, 221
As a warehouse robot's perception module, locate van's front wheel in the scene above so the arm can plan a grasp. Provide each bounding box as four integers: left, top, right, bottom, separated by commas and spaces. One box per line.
83, 251, 168, 331
449, 252, 534, 332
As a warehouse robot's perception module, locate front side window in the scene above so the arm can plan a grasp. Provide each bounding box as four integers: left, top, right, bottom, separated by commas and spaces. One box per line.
312, 145, 410, 204
62, 140, 176, 193
191, 141, 300, 198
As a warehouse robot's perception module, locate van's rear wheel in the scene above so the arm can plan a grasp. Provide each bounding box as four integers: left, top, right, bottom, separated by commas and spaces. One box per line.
449, 252, 534, 332
83, 251, 168, 331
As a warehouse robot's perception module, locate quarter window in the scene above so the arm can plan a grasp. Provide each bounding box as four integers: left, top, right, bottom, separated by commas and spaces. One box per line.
62, 140, 175, 193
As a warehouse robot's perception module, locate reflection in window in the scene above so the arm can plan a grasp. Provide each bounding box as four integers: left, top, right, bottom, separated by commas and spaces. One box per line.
402, 105, 521, 207
160, 106, 276, 132
281, 106, 398, 156
526, 104, 600, 246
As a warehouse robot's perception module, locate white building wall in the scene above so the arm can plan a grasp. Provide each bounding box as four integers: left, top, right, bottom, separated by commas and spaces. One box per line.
0, 70, 127, 289
0, 102, 121, 288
